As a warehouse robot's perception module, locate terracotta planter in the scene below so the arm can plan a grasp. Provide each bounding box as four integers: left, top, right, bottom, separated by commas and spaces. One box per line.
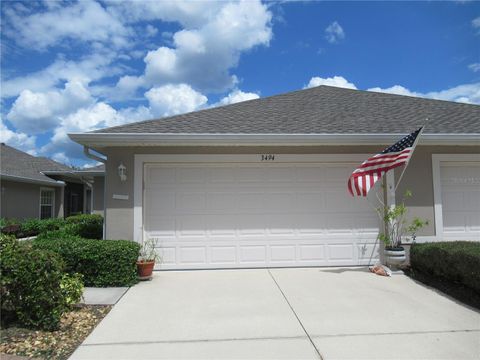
136, 260, 155, 280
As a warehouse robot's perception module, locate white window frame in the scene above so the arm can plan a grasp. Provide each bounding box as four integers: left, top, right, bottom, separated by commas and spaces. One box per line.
39, 187, 55, 219
432, 154, 480, 241
133, 153, 392, 244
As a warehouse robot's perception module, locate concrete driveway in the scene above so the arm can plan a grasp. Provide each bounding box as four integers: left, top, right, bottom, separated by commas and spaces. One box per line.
70, 268, 480, 359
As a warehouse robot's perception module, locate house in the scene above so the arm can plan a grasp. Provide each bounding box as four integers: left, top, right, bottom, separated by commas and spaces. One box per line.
0, 143, 105, 220
69, 85, 480, 270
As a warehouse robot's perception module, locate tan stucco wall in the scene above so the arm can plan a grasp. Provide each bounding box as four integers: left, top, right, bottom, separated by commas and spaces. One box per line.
92, 176, 105, 215
0, 180, 64, 219
102, 145, 479, 240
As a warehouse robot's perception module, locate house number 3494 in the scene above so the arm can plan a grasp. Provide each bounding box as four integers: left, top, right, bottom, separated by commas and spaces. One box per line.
261, 154, 275, 161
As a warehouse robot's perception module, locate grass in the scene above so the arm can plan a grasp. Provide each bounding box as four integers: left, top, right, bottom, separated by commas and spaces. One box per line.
1, 305, 111, 360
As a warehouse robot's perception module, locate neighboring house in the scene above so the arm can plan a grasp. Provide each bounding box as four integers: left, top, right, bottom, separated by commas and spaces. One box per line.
0, 144, 105, 220
69, 85, 480, 270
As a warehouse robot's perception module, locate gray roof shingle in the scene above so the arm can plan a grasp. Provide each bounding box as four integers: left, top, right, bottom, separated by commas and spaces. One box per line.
0, 143, 71, 184
93, 86, 480, 135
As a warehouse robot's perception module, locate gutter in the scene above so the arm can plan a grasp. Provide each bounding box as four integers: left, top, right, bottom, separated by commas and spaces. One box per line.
0, 174, 66, 187
68, 133, 480, 148
82, 146, 107, 240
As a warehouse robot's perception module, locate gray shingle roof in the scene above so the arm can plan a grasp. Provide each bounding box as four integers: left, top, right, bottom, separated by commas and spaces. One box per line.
93, 86, 480, 135
0, 143, 71, 184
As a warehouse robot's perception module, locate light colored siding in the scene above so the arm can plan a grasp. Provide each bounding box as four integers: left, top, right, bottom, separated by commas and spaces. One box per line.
102, 145, 479, 240
0, 180, 63, 219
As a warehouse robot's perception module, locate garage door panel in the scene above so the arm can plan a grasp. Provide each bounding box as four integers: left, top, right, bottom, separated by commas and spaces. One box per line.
177, 216, 206, 238
210, 246, 237, 264
266, 166, 296, 182
236, 167, 267, 182
240, 246, 267, 263
465, 190, 480, 211
176, 167, 207, 183
176, 192, 206, 211
328, 244, 355, 261
144, 191, 175, 212
270, 245, 296, 262
146, 167, 176, 184
207, 192, 236, 210
145, 216, 175, 237
237, 192, 265, 210
144, 162, 380, 269
268, 214, 296, 235
179, 247, 207, 264
296, 192, 325, 211
208, 167, 236, 183
440, 164, 480, 240
207, 215, 237, 237
299, 244, 325, 261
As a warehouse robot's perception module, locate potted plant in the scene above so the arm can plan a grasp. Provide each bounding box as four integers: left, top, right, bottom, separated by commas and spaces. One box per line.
137, 238, 161, 280
378, 190, 428, 267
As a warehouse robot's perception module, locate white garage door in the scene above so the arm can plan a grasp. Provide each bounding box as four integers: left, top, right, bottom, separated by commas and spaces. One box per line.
440, 163, 480, 241
143, 162, 380, 269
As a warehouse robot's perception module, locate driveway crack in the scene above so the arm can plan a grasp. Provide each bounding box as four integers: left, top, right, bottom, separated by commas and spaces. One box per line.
268, 269, 324, 360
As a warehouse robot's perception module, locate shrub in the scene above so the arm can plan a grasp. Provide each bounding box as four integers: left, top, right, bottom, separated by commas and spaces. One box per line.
33, 234, 140, 287
60, 273, 84, 307
21, 218, 65, 237
65, 214, 103, 239
1, 234, 69, 330
410, 241, 480, 293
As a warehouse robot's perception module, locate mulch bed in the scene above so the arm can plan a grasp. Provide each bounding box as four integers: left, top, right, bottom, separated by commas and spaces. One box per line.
405, 268, 480, 310
1, 305, 111, 360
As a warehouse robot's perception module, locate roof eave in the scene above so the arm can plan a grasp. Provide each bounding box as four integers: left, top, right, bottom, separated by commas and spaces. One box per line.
0, 174, 66, 187
69, 133, 480, 148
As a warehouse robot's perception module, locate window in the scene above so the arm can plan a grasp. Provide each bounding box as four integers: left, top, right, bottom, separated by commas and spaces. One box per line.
40, 189, 55, 219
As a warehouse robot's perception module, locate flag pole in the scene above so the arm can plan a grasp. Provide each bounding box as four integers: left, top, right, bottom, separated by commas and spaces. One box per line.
394, 119, 428, 192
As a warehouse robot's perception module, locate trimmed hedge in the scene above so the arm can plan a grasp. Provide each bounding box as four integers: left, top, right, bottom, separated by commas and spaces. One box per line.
410, 241, 480, 293
33, 232, 140, 287
65, 214, 103, 239
0, 214, 103, 239
21, 218, 65, 236
1, 234, 68, 330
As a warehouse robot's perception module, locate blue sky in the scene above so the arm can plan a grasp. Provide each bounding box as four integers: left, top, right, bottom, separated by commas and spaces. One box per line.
1, 1, 479, 167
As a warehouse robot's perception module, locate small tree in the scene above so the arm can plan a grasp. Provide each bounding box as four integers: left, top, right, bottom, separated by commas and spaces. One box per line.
378, 190, 429, 249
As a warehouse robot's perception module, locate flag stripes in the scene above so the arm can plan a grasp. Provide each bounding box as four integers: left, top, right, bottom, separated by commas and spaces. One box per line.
347, 127, 423, 197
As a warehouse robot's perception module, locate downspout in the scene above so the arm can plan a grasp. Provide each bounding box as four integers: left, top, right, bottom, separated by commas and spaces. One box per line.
83, 146, 107, 240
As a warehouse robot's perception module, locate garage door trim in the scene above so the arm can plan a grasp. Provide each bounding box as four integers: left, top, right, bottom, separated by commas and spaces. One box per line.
134, 154, 376, 245
432, 154, 480, 241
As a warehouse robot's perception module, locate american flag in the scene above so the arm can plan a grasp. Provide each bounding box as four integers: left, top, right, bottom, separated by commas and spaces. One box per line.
348, 127, 423, 197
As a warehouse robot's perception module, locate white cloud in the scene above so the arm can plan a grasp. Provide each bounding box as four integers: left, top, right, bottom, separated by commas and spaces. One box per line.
0, 119, 37, 154
145, 24, 158, 37
145, 84, 208, 117
306, 76, 480, 104
367, 83, 480, 104
217, 89, 259, 106
468, 62, 480, 72
1, 53, 118, 99
325, 21, 345, 44
305, 76, 357, 89
138, 0, 272, 92
7, 80, 94, 134
106, 1, 226, 28
3, 0, 130, 51
473, 16, 480, 30
42, 102, 152, 160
